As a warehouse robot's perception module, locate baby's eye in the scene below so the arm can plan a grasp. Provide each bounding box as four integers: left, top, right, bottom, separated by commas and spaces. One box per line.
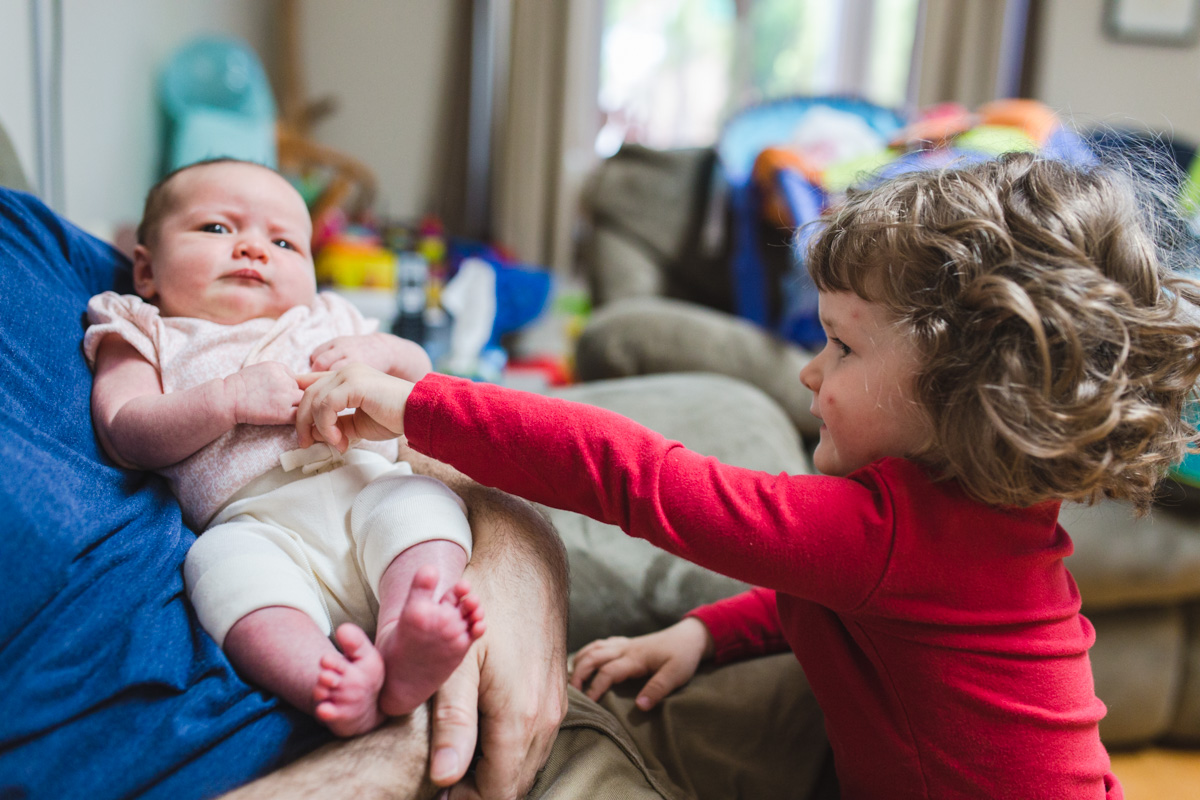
273, 239, 295, 251
201, 222, 229, 234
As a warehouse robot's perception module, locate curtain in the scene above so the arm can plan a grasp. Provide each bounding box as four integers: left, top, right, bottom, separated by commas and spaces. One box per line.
912, 0, 1030, 108
490, 0, 602, 272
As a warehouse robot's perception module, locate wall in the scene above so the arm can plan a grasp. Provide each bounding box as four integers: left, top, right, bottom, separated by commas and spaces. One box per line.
296, 1, 466, 225
1031, 0, 1200, 142
0, 0, 277, 231
0, 0, 460, 235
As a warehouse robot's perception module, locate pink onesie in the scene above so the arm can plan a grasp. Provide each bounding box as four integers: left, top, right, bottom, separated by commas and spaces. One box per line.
84, 292, 472, 646
83, 291, 398, 528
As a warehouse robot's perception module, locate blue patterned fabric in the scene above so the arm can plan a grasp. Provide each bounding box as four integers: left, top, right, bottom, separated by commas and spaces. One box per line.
0, 188, 326, 799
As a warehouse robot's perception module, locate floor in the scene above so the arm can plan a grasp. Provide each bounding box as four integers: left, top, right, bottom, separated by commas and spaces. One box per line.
1110, 748, 1200, 798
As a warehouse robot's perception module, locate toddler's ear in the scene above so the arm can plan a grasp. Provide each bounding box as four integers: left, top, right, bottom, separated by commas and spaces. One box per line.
131, 245, 156, 300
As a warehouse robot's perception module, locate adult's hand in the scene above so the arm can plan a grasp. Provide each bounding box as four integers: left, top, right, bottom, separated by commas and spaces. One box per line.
422, 473, 569, 799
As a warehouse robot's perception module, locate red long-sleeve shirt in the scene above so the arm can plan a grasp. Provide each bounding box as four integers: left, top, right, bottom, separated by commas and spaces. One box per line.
406, 373, 1121, 799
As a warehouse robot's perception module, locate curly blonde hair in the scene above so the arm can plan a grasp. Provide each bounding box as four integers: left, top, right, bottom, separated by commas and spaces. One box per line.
806, 151, 1200, 513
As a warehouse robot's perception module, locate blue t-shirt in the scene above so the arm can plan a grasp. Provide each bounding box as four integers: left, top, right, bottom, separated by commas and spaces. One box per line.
0, 188, 327, 799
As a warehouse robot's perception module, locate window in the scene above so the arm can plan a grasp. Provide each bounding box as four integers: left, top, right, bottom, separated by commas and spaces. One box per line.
596, 0, 921, 155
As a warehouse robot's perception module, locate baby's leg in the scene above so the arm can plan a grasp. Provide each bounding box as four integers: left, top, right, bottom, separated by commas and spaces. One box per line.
223, 606, 385, 737
373, 540, 486, 717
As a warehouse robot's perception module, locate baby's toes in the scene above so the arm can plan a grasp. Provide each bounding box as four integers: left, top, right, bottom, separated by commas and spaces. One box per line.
458, 592, 483, 620
317, 668, 343, 689
320, 652, 349, 674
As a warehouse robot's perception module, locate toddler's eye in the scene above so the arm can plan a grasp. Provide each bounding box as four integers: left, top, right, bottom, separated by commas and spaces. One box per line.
830, 338, 852, 357
273, 239, 294, 251
201, 222, 229, 234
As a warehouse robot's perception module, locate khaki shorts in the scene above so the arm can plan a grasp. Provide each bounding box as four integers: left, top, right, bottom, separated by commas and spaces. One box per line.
526, 653, 837, 800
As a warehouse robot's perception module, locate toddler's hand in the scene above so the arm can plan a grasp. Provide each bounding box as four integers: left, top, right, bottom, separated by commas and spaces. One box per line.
224, 362, 303, 426
296, 364, 415, 451
310, 333, 432, 382
569, 617, 714, 711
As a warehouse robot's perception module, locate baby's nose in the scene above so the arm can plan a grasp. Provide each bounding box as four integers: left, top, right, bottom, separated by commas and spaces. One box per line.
236, 239, 268, 261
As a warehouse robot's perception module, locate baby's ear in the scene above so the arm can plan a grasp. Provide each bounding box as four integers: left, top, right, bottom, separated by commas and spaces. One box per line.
131, 245, 156, 300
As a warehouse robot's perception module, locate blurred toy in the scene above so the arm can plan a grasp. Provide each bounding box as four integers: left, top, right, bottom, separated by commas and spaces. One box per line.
739, 98, 1097, 349
159, 36, 277, 174
390, 251, 430, 343
889, 102, 973, 149
719, 96, 906, 331
440, 258, 498, 377
314, 227, 396, 289
506, 278, 591, 388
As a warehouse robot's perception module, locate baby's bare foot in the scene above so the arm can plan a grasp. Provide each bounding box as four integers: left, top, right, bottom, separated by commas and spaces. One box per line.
376, 565, 486, 717
313, 623, 386, 737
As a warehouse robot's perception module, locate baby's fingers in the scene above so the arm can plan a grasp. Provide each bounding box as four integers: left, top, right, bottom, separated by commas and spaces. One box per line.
310, 349, 350, 373
296, 379, 353, 451
295, 371, 329, 390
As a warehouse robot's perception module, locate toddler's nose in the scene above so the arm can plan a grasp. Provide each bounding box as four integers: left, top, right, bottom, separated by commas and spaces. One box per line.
799, 359, 820, 393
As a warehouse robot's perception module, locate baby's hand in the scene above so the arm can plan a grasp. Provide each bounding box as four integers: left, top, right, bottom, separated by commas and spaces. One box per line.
224, 362, 303, 426
569, 617, 714, 711
310, 333, 432, 382
296, 364, 415, 451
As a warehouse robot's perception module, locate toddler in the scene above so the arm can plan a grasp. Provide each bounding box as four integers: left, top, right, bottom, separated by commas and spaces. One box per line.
85, 159, 483, 737
295, 152, 1200, 797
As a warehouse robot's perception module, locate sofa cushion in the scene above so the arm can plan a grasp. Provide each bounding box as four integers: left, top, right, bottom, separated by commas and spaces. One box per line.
0, 188, 325, 800
580, 225, 666, 306
550, 373, 810, 650
576, 297, 821, 439
1060, 501, 1200, 610
1088, 607, 1187, 747
584, 145, 715, 267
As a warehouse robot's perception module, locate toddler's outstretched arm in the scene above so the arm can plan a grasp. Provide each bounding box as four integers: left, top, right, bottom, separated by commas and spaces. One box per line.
569, 617, 714, 711
92, 335, 303, 469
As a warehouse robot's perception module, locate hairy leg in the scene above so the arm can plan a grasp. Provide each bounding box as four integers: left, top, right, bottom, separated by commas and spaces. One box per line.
224, 606, 384, 737
374, 543, 485, 717
218, 706, 440, 800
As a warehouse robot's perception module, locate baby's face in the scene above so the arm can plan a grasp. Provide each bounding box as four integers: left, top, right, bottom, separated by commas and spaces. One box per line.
134, 161, 316, 324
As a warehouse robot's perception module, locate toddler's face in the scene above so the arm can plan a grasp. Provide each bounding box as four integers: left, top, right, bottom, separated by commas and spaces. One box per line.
799, 291, 930, 476
133, 162, 316, 324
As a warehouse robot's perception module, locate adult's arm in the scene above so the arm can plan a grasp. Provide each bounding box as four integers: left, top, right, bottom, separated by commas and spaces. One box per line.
222, 443, 569, 800
411, 447, 569, 800
219, 710, 437, 800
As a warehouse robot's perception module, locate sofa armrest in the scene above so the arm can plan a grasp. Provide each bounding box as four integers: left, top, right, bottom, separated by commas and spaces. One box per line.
0, 119, 31, 193
546, 372, 810, 650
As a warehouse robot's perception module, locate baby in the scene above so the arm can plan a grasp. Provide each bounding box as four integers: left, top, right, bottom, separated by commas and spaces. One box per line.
85, 159, 483, 736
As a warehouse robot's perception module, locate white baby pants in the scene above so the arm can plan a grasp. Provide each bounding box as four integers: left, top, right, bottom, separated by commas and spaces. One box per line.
184, 449, 472, 647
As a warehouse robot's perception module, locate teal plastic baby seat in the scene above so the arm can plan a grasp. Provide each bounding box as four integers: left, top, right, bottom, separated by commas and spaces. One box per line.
160, 36, 277, 173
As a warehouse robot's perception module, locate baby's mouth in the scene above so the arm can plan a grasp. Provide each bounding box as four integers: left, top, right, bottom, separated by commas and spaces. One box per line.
226, 269, 266, 283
